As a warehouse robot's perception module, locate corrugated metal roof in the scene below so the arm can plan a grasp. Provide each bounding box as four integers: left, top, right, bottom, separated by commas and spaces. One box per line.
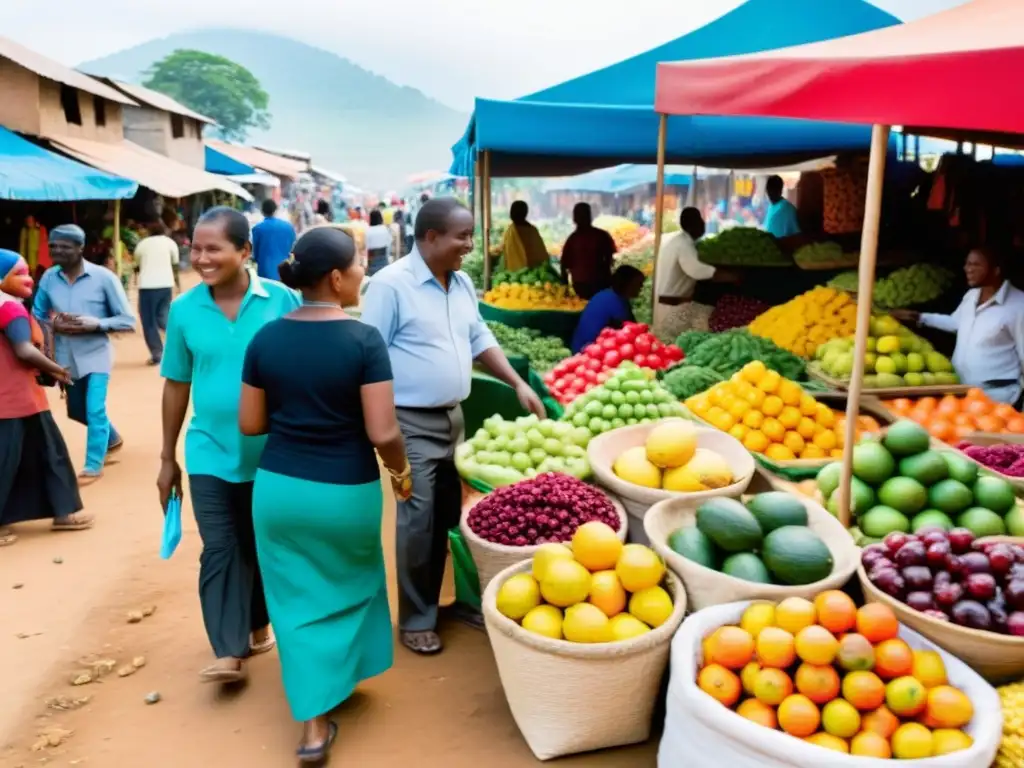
48, 135, 252, 201
0, 36, 135, 105
93, 78, 217, 125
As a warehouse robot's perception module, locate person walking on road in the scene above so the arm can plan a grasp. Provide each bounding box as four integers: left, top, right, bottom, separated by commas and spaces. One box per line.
32, 224, 135, 486
134, 222, 180, 365
361, 197, 545, 655
0, 249, 92, 547
158, 207, 300, 684
239, 226, 409, 762
252, 200, 297, 281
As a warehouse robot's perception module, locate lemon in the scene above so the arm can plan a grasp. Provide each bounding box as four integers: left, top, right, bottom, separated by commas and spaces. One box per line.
644, 420, 697, 469
531, 543, 574, 583
613, 446, 662, 488
571, 522, 623, 572
740, 602, 776, 639
615, 544, 665, 592
521, 604, 563, 639
588, 570, 627, 617
496, 573, 541, 620
608, 613, 651, 641
539, 558, 591, 608
562, 603, 611, 643
628, 586, 673, 628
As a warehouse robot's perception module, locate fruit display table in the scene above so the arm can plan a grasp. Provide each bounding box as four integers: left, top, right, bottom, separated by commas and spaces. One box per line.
462, 370, 562, 441
478, 301, 582, 347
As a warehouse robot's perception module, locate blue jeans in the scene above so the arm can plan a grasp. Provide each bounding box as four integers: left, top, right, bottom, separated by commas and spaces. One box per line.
139, 288, 172, 362
66, 374, 120, 473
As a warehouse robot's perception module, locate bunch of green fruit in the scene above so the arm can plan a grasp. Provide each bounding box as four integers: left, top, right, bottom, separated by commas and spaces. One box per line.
561, 364, 685, 442
492, 262, 562, 287
616, 245, 654, 272
814, 313, 958, 387
632, 276, 654, 326
696, 227, 789, 267
827, 271, 859, 293
793, 241, 847, 267
816, 420, 1021, 544
486, 322, 570, 373
455, 414, 590, 488
873, 264, 955, 309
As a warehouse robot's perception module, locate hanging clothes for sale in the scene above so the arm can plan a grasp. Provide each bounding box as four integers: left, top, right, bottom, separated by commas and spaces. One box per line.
19, 217, 49, 274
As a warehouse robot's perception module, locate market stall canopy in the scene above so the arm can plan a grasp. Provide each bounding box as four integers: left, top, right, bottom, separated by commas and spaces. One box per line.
205, 140, 307, 180
544, 164, 693, 194
0, 127, 137, 201
48, 135, 252, 201
654, 0, 1024, 143
205, 144, 254, 176
229, 171, 281, 188
450, 0, 900, 178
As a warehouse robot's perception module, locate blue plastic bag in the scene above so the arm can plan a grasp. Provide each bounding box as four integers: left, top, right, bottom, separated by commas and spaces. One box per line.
160, 494, 182, 559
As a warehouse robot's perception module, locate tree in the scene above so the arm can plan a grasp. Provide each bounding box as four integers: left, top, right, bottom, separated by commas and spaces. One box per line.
143, 50, 270, 141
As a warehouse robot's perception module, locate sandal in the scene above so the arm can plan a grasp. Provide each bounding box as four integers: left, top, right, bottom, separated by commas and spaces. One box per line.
297, 721, 338, 764
400, 630, 442, 655
0, 529, 17, 547
105, 439, 123, 466
250, 631, 276, 656
52, 513, 95, 532
199, 659, 247, 684
77, 471, 102, 487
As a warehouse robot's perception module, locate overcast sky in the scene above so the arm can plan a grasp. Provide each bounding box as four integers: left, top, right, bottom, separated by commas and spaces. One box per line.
0, 0, 967, 111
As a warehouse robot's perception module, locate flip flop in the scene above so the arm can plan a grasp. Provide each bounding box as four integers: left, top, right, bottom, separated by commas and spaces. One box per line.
77, 472, 102, 488
297, 721, 338, 764
250, 632, 276, 655
400, 630, 443, 655
199, 661, 247, 684
52, 514, 95, 532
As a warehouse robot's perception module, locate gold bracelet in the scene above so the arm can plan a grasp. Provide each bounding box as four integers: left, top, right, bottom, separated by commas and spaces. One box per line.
386, 462, 411, 481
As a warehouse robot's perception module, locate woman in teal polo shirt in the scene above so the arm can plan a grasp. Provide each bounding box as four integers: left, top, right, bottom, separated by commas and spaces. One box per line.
157, 207, 300, 683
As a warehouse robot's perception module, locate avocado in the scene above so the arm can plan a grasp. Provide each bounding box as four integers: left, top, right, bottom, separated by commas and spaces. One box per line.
973, 476, 1017, 515
942, 452, 979, 486
722, 553, 772, 584
958, 507, 1007, 538
883, 420, 931, 457
827, 477, 876, 517
745, 492, 808, 534
910, 509, 954, 532
877, 476, 928, 516
761, 526, 834, 586
695, 497, 764, 554
928, 478, 974, 516
852, 441, 896, 485
860, 505, 911, 538
817, 462, 842, 498
667, 526, 719, 570
898, 450, 949, 487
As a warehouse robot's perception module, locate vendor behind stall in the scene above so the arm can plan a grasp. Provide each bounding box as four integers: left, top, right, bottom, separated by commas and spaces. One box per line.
653, 207, 716, 341
570, 265, 645, 353
560, 203, 616, 299
763, 175, 801, 238
896, 246, 1024, 407
500, 201, 549, 272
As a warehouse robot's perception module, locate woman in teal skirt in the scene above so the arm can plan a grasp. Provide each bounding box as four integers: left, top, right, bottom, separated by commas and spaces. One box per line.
239, 226, 411, 763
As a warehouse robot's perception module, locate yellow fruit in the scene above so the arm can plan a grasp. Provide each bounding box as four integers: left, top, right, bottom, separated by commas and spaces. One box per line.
891, 723, 934, 759
932, 729, 973, 755
607, 613, 650, 641
741, 661, 762, 695
615, 544, 665, 592
532, 542, 574, 582
562, 603, 611, 643
729, 424, 749, 441
587, 570, 627, 617
759, 371, 782, 394
804, 732, 849, 753
742, 410, 764, 429
761, 417, 785, 443
912, 650, 948, 689
740, 602, 776, 639
628, 586, 673, 627
765, 444, 796, 462
662, 448, 734, 492
761, 395, 784, 416
754, 668, 793, 706
742, 360, 767, 383
783, 431, 806, 455
539, 558, 592, 608
813, 430, 837, 451
794, 625, 838, 665
815, 403, 836, 428
799, 393, 819, 417
521, 604, 563, 639
796, 417, 818, 440
821, 699, 860, 739
778, 406, 802, 429
801, 444, 826, 459
778, 380, 803, 406
743, 430, 770, 453
571, 522, 623, 572
613, 446, 662, 488
496, 573, 541, 620
645, 420, 697, 468
775, 597, 817, 634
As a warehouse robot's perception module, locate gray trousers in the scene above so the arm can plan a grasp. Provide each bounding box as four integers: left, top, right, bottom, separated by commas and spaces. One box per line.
189, 475, 269, 658
395, 406, 464, 632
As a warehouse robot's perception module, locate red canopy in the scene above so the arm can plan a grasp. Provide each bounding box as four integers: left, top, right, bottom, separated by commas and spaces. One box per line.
655, 0, 1024, 139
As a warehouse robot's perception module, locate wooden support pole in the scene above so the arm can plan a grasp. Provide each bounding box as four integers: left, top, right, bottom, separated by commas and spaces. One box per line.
650, 114, 668, 314
838, 124, 891, 527
482, 150, 493, 290
113, 198, 121, 279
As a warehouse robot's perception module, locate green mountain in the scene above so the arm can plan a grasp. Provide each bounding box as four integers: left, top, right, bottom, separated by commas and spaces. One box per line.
81, 29, 467, 190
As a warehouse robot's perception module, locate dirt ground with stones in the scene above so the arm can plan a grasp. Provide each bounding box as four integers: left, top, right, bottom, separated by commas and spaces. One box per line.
0, 277, 658, 767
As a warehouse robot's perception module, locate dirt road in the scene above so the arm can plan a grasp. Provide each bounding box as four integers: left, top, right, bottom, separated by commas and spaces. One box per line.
0, 297, 658, 767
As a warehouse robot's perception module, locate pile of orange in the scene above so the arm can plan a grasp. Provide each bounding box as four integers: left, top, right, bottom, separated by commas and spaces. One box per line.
884, 389, 1024, 444
686, 361, 869, 463
697, 592, 977, 758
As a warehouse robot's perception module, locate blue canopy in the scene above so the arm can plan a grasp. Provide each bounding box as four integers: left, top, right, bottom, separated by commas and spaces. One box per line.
205, 144, 254, 176
544, 164, 692, 194
0, 127, 137, 201
451, 0, 900, 178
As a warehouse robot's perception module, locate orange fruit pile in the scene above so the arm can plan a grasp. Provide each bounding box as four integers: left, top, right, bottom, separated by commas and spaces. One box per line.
697, 593, 976, 758
884, 389, 1024, 444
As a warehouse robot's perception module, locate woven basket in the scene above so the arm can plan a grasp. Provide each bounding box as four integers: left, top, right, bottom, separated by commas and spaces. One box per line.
644, 493, 859, 611
460, 492, 628, 592
482, 560, 687, 761
858, 562, 1024, 684
588, 422, 755, 545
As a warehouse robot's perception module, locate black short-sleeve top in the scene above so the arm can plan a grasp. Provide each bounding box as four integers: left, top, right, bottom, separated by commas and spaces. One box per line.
242, 317, 393, 485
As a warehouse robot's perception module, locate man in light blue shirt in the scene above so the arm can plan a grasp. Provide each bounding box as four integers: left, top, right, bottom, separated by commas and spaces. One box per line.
763, 175, 801, 239
33, 224, 135, 484
361, 197, 544, 655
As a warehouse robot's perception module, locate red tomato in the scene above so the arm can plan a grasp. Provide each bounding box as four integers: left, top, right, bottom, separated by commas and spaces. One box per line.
635, 333, 655, 354
646, 353, 665, 369
585, 358, 603, 372
618, 342, 635, 359
600, 337, 618, 352
633, 354, 649, 367
632, 323, 649, 334
596, 371, 610, 383
580, 368, 596, 383
664, 345, 684, 362
584, 343, 602, 359
603, 350, 622, 368
650, 340, 663, 354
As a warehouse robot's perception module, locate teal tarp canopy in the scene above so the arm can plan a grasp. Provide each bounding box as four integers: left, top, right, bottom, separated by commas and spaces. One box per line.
0, 127, 138, 201
544, 164, 692, 194
205, 144, 254, 176
450, 0, 900, 178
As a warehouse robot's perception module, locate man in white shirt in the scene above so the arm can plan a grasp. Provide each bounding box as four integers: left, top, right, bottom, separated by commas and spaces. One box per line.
897, 247, 1024, 406
653, 207, 716, 340
133, 223, 180, 365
